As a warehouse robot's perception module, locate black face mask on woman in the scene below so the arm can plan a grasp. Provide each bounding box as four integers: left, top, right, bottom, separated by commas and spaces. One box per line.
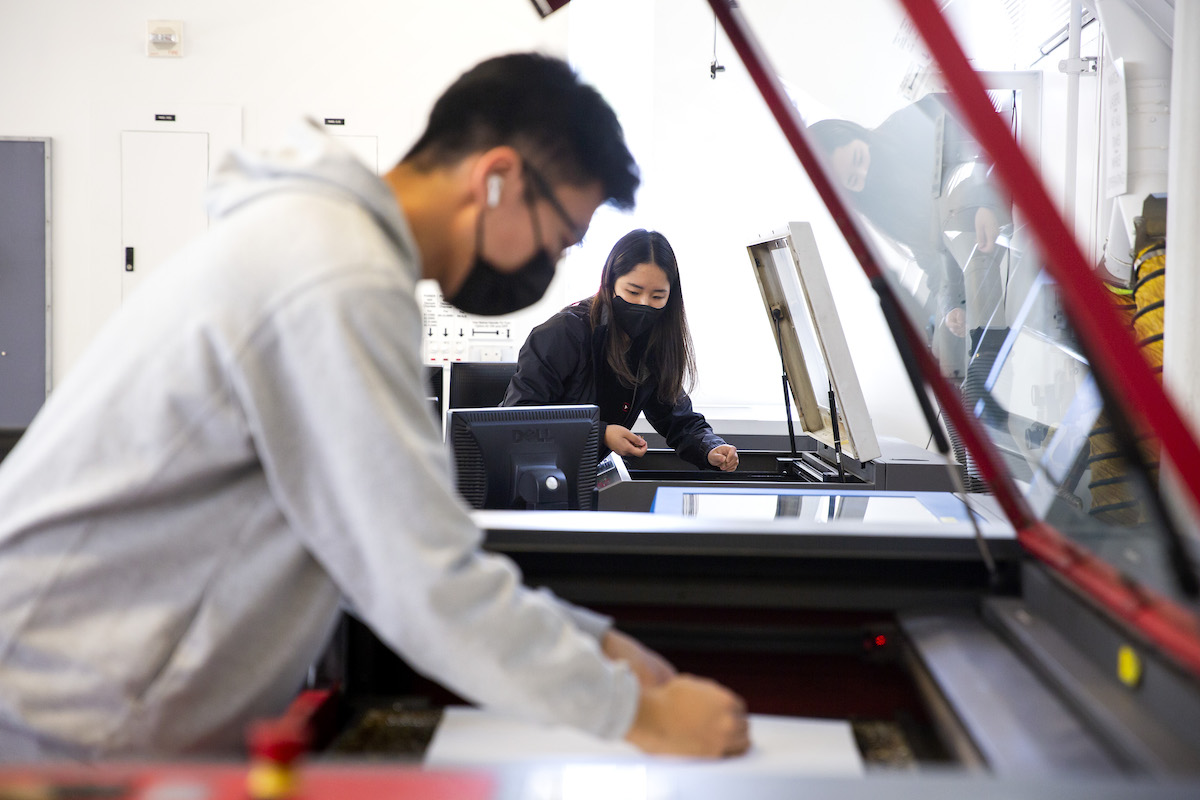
611, 295, 665, 339
446, 195, 555, 317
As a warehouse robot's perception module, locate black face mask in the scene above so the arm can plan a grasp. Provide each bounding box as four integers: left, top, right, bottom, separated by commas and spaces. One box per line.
446, 196, 556, 317
611, 295, 665, 339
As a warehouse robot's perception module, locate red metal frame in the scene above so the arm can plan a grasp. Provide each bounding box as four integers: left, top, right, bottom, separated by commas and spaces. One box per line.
0, 763, 494, 799
703, 0, 1200, 674
528, 0, 571, 19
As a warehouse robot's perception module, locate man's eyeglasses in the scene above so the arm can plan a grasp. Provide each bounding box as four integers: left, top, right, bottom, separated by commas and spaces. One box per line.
523, 162, 587, 247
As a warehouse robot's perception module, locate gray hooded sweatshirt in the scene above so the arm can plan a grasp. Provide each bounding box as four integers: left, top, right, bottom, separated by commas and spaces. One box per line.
0, 121, 637, 759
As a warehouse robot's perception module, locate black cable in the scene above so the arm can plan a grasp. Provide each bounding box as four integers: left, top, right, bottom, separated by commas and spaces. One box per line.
872, 276, 998, 583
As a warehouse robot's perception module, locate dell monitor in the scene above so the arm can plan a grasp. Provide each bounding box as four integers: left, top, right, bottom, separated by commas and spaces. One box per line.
447, 404, 600, 511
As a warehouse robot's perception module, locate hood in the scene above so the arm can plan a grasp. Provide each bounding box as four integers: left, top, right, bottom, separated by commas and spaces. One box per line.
205, 119, 415, 261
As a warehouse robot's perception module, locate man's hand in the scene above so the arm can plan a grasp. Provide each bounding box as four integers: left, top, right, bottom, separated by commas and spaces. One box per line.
605, 424, 648, 458
602, 629, 676, 688
707, 444, 739, 472
625, 674, 751, 758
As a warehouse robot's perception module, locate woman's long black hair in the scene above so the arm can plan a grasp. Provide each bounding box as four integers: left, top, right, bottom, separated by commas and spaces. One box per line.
589, 229, 696, 404
808, 105, 946, 254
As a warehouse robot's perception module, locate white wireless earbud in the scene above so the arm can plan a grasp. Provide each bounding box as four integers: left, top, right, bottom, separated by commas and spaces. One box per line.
486, 175, 503, 208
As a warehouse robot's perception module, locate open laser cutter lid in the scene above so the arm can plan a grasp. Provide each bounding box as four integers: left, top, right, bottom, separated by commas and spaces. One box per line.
746, 222, 881, 463
531, 0, 1200, 676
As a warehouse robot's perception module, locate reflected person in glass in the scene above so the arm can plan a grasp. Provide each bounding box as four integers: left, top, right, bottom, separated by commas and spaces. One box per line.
809, 94, 1013, 382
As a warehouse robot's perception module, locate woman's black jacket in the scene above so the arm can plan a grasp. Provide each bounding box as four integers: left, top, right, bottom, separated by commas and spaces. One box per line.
501, 298, 725, 469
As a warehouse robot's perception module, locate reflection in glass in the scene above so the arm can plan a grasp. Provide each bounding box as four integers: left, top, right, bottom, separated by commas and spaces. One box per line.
807, 92, 1014, 382
736, 0, 1192, 601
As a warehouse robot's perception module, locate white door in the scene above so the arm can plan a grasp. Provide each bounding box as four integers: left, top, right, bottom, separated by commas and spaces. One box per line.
120, 130, 210, 303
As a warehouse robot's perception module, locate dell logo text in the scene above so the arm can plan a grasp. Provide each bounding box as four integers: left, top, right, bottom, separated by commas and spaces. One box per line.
513, 428, 554, 443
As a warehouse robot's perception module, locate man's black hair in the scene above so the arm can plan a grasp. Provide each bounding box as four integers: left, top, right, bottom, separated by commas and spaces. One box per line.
402, 52, 639, 210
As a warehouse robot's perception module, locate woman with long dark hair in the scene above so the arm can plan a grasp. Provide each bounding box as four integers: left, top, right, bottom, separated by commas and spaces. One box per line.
503, 229, 738, 471
808, 94, 1011, 364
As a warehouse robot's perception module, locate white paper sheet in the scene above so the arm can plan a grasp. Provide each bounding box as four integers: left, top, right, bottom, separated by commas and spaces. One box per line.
424, 707, 863, 776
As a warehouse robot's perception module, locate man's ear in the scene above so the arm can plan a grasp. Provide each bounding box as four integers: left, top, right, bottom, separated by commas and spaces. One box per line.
469, 146, 523, 209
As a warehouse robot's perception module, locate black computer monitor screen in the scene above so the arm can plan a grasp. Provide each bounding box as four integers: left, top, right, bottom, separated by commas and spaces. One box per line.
424, 365, 444, 422
447, 404, 600, 511
448, 362, 520, 410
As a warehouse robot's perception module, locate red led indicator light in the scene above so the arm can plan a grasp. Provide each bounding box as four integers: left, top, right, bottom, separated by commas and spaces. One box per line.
874, 635, 887, 647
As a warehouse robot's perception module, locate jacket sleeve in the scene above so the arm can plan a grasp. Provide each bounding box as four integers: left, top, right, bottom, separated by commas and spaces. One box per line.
935, 95, 1013, 233
236, 275, 638, 740
939, 162, 1012, 234
911, 246, 965, 321
502, 313, 611, 455
643, 390, 726, 470
502, 313, 586, 406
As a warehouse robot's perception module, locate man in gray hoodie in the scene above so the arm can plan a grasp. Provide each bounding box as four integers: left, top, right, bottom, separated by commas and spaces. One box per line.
0, 53, 749, 760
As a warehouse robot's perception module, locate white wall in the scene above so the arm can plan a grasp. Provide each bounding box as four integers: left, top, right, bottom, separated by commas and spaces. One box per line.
0, 0, 568, 382
6, 0, 1059, 449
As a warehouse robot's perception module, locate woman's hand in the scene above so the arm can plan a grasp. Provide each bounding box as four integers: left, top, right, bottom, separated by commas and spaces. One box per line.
605, 425, 648, 458
944, 307, 967, 338
602, 629, 676, 688
975, 207, 999, 253
707, 444, 739, 472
